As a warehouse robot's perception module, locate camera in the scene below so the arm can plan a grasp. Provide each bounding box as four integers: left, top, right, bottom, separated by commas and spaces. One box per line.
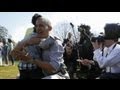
91, 36, 104, 43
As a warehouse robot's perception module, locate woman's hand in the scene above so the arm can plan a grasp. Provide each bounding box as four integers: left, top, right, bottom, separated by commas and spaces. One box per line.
10, 49, 32, 61
77, 59, 94, 66
27, 37, 41, 45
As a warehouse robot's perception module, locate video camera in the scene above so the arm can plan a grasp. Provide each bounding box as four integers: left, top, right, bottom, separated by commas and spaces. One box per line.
91, 35, 105, 43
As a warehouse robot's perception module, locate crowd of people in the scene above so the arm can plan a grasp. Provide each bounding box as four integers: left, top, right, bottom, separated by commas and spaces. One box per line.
0, 38, 15, 66
62, 23, 120, 79
1, 13, 120, 79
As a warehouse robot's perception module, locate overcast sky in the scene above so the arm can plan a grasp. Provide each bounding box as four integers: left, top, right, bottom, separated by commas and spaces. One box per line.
0, 12, 120, 42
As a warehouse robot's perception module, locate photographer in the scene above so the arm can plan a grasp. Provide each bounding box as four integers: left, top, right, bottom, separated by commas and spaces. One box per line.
92, 23, 120, 79
76, 24, 96, 79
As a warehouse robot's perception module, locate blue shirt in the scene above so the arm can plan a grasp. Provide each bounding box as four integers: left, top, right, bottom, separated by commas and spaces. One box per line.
18, 33, 42, 70
39, 35, 64, 75
94, 43, 120, 73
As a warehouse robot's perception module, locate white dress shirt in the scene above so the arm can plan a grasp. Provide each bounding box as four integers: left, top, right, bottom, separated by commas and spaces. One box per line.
94, 43, 120, 73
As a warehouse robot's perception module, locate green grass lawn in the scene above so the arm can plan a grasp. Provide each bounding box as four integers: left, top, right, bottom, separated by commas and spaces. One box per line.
0, 61, 19, 79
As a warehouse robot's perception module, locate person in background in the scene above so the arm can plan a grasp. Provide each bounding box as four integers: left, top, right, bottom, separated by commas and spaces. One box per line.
0, 39, 3, 66
7, 38, 15, 65
63, 42, 77, 79
1, 39, 9, 66
62, 32, 73, 47
92, 23, 120, 79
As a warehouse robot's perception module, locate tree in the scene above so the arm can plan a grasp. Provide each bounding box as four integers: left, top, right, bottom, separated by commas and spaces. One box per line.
53, 21, 71, 40
0, 25, 8, 40
53, 21, 80, 43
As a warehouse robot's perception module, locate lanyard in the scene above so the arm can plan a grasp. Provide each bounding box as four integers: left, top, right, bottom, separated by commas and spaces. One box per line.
105, 44, 117, 57
104, 44, 117, 73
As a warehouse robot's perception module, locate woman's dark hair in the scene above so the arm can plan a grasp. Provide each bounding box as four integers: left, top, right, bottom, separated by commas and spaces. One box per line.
33, 27, 36, 33
32, 13, 42, 25
8, 38, 12, 43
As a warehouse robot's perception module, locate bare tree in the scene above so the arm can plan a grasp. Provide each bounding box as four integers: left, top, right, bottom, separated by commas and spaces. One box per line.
53, 21, 70, 40
53, 21, 79, 42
